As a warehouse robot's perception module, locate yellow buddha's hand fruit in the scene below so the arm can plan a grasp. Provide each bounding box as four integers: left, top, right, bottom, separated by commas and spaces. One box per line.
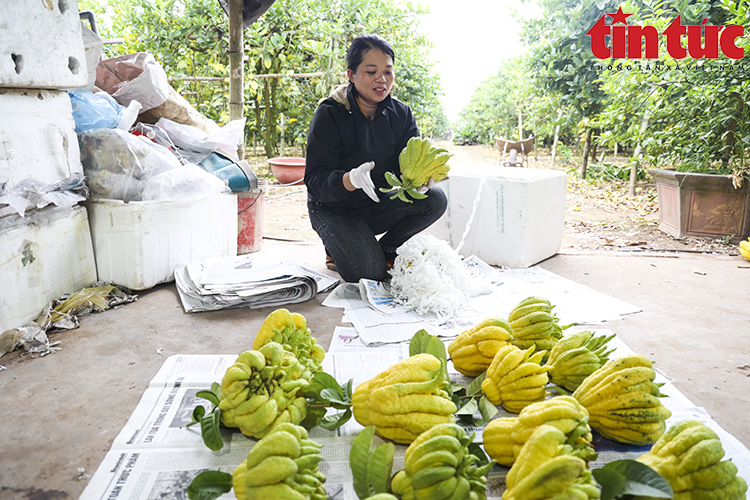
351, 354, 457, 444
739, 238, 750, 261
483, 395, 597, 467
252, 308, 325, 380
572, 354, 671, 445
502, 425, 600, 500
448, 317, 513, 377
508, 296, 564, 353
481, 344, 549, 413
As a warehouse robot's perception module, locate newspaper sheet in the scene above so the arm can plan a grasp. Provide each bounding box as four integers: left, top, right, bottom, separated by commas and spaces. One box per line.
174, 253, 339, 313
82, 330, 750, 500
325, 261, 642, 346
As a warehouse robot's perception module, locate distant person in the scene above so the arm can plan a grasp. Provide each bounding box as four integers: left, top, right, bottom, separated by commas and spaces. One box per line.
304, 34, 447, 283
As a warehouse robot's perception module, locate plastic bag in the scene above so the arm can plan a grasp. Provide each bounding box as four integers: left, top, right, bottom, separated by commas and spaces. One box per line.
141, 163, 229, 202
69, 91, 124, 132
131, 122, 180, 153
95, 52, 171, 111
78, 128, 183, 201
155, 117, 246, 163
78, 128, 229, 202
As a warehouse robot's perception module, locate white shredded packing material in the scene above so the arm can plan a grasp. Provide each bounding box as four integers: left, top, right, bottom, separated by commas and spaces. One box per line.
388, 234, 490, 319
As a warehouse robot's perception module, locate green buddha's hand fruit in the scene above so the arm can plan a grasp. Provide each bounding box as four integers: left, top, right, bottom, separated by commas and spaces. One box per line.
232, 423, 327, 500
219, 342, 309, 438
382, 137, 452, 203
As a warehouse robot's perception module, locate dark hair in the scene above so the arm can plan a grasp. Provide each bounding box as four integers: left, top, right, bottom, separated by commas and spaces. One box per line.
346, 34, 396, 72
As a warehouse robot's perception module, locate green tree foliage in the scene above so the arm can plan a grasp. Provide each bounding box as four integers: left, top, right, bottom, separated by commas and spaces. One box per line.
79, 0, 233, 124
591, 0, 750, 185
522, 0, 619, 177
454, 0, 749, 184
77, 0, 449, 156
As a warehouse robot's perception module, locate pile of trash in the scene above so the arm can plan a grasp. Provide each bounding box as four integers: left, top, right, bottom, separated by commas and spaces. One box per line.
69, 52, 256, 203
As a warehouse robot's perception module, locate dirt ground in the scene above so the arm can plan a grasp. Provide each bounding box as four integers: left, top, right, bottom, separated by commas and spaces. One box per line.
251, 142, 744, 257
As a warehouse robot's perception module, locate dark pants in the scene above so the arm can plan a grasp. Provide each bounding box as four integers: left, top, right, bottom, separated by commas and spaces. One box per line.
308, 187, 448, 282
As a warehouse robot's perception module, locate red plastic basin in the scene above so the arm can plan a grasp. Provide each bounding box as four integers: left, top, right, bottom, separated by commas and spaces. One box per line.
268, 157, 306, 185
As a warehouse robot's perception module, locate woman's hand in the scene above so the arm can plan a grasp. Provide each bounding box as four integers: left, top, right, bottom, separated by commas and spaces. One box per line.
345, 161, 380, 202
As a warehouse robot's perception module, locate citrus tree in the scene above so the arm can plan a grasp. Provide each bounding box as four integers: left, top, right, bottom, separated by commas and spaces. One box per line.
592, 0, 750, 186
77, 0, 449, 156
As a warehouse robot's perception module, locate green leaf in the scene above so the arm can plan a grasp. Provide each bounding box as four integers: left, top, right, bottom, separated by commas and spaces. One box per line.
594, 469, 624, 500
200, 410, 224, 451
384, 171, 403, 187
320, 408, 352, 430
468, 442, 492, 466
425, 336, 447, 366
409, 330, 451, 397
410, 330, 446, 364
342, 379, 354, 401
299, 405, 327, 429
187, 470, 233, 500
456, 398, 479, 415
406, 188, 428, 200
451, 383, 466, 394
367, 442, 395, 494
210, 382, 222, 399
409, 329, 432, 356
465, 372, 487, 397
191, 405, 206, 424
396, 190, 413, 204
350, 426, 376, 499
195, 389, 220, 407
593, 460, 673, 500
306, 371, 345, 400
478, 396, 499, 423
320, 388, 348, 405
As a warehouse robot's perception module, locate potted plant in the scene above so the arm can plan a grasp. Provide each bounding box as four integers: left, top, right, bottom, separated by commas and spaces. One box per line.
650, 168, 750, 240
643, 62, 750, 241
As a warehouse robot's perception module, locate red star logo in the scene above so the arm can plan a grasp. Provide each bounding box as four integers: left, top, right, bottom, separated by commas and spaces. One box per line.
607, 6, 632, 25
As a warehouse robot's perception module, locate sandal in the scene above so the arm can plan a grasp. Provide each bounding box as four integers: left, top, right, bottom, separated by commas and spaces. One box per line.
325, 254, 337, 272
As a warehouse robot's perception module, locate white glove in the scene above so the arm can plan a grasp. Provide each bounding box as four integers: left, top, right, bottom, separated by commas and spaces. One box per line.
349, 161, 380, 203
416, 178, 437, 194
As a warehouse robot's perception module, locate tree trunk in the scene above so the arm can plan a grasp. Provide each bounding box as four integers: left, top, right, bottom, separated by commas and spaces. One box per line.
581, 128, 593, 179
228, 0, 244, 159
629, 112, 650, 196
551, 109, 562, 168
270, 77, 279, 152
262, 79, 274, 158
590, 130, 598, 163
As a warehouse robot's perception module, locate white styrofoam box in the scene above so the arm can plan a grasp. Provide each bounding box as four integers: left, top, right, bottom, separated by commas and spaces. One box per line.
0, 205, 97, 332
0, 88, 83, 187
86, 194, 238, 290
426, 165, 567, 268
0, 0, 88, 88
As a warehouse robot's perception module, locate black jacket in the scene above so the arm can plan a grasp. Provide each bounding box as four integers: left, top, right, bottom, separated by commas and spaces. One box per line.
305, 83, 419, 209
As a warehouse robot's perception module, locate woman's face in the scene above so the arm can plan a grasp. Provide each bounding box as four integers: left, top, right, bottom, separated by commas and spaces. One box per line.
348, 48, 394, 108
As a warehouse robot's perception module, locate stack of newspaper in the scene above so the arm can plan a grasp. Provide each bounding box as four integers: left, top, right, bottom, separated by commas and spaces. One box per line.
174, 253, 339, 312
